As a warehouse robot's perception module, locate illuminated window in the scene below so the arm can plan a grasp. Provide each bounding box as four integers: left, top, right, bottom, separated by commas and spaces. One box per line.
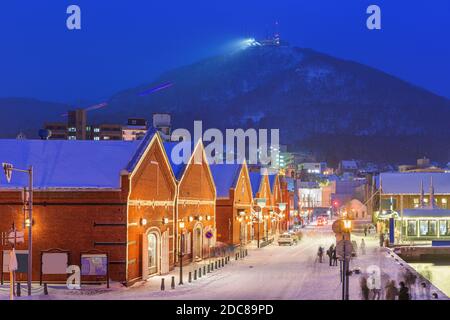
68, 136, 76, 140
442, 198, 448, 209
407, 221, 417, 236
413, 198, 419, 208
94, 137, 100, 141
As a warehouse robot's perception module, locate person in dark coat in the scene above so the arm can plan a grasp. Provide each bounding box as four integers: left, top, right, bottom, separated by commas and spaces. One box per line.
332, 248, 338, 266
327, 244, 334, 266
398, 281, 410, 300
385, 280, 399, 300
360, 277, 370, 300
379, 233, 385, 247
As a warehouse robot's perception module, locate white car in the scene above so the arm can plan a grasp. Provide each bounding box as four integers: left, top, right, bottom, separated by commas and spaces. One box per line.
278, 233, 294, 246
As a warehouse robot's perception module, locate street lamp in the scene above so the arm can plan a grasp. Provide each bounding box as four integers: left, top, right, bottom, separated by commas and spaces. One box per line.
2, 163, 33, 296
178, 220, 185, 285
254, 198, 266, 248
341, 218, 352, 300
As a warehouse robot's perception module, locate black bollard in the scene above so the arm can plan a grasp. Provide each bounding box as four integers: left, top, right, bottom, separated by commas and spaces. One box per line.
235, 253, 238, 260
189, 272, 192, 283
16, 282, 21, 297
208, 264, 211, 273
161, 278, 165, 291
222, 258, 224, 266
215, 261, 218, 269
199, 268, 202, 278
203, 266, 206, 274
211, 262, 214, 270
194, 270, 197, 280
44, 283, 48, 295
171, 276, 175, 289
225, 257, 228, 265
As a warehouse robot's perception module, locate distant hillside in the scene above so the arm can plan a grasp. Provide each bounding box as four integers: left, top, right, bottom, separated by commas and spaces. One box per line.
0, 98, 70, 138
2, 46, 450, 164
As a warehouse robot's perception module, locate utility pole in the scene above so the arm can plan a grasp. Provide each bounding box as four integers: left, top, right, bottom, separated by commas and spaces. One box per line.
2, 163, 33, 296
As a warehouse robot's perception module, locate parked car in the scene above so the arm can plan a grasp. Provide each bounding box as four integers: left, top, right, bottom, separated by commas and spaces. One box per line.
278, 233, 294, 246
317, 217, 326, 226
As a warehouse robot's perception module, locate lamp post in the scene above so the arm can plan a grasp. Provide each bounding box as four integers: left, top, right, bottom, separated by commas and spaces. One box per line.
2, 163, 33, 296
254, 198, 266, 248
178, 220, 185, 285
342, 219, 352, 300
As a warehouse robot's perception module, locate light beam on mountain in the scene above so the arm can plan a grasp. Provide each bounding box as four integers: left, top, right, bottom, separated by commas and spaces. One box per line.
138, 82, 174, 96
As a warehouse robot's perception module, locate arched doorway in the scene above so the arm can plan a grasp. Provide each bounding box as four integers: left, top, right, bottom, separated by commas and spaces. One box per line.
143, 228, 161, 279
147, 232, 158, 275
192, 224, 203, 261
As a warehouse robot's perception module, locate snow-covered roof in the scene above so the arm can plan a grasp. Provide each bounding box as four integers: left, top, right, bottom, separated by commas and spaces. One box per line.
0, 139, 143, 190
209, 163, 242, 198
403, 208, 450, 218
379, 172, 450, 194
340, 160, 358, 169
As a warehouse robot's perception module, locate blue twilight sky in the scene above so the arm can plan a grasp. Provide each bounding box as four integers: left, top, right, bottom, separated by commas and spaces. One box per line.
0, 0, 449, 104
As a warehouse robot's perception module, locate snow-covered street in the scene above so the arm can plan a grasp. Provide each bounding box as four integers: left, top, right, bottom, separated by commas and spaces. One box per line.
20, 221, 444, 300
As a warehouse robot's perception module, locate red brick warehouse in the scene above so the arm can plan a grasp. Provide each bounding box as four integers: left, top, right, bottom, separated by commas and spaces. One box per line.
210, 161, 253, 247
249, 169, 273, 243
164, 140, 216, 265
0, 132, 177, 285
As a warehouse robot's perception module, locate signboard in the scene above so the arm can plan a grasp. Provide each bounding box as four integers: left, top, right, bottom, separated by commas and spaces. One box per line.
81, 254, 108, 276
335, 240, 353, 261
42, 252, 69, 275
2, 250, 28, 273
205, 231, 213, 239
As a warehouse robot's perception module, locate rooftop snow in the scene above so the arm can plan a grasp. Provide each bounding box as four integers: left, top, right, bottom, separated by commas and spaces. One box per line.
0, 139, 142, 189
403, 208, 450, 218
379, 172, 450, 194
209, 163, 242, 198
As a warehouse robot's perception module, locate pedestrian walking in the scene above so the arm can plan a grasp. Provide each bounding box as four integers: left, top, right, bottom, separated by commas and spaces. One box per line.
360, 238, 366, 255
327, 244, 334, 266
379, 233, 385, 247
398, 281, 410, 300
364, 226, 367, 237
385, 280, 399, 300
360, 277, 370, 300
317, 246, 324, 263
332, 248, 338, 266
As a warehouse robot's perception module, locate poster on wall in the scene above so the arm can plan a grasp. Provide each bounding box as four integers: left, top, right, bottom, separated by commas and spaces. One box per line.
2, 250, 28, 273
42, 252, 68, 275
81, 254, 108, 276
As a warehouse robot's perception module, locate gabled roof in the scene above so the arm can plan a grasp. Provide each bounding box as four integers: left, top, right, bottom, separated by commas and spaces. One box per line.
249, 172, 263, 197
163, 141, 194, 180
379, 172, 450, 194
0, 138, 147, 189
209, 163, 242, 198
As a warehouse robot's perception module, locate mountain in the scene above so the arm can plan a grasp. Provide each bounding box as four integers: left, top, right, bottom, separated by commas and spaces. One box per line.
0, 98, 70, 138
101, 46, 450, 164
2, 46, 450, 164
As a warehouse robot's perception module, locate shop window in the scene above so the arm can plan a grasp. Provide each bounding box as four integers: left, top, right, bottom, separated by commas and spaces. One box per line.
441, 198, 448, 209
439, 221, 448, 236
419, 220, 437, 236
413, 198, 419, 208
429, 221, 437, 236
407, 221, 417, 236
419, 220, 428, 236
